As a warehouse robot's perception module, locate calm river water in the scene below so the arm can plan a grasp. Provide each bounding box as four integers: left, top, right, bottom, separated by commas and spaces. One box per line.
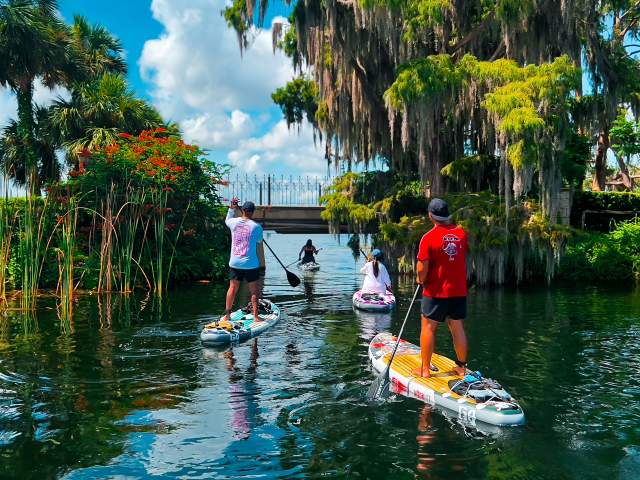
0, 233, 639, 479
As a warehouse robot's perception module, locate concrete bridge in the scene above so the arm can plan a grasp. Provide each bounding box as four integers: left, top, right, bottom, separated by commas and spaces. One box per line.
253, 206, 352, 234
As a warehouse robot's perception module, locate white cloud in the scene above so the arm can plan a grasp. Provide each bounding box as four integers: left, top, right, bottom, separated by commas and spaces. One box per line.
140, 0, 292, 118
181, 109, 254, 148
228, 120, 327, 177
139, 0, 326, 176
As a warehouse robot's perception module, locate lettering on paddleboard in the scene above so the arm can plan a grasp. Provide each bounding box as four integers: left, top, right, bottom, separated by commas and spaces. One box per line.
458, 406, 476, 425
408, 383, 436, 406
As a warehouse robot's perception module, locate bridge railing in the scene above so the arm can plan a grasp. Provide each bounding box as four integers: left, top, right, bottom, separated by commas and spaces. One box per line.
218, 174, 334, 206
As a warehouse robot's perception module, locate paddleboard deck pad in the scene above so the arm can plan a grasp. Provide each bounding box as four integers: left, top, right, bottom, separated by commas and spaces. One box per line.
353, 291, 396, 312
200, 300, 280, 345
369, 332, 525, 426
298, 262, 320, 272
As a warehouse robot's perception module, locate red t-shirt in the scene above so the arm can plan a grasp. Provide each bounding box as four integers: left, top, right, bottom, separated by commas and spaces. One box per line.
417, 224, 468, 298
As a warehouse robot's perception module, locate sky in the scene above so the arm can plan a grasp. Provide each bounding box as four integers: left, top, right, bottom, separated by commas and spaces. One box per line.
0, 0, 328, 178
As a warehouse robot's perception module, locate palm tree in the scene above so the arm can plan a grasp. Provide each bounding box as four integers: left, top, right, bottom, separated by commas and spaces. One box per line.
49, 73, 165, 157
0, 0, 85, 194
71, 15, 127, 77
0, 105, 59, 186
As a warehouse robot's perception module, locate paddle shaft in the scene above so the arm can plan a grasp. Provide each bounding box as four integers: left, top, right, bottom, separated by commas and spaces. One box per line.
263, 239, 301, 288
263, 239, 287, 269
382, 285, 422, 378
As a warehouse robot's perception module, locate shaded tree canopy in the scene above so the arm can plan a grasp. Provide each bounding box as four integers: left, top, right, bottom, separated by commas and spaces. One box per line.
226, 0, 640, 215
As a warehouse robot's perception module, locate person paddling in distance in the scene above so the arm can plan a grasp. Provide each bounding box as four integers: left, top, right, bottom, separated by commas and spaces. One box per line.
223, 198, 264, 323
360, 249, 392, 294
298, 239, 319, 265
413, 198, 469, 378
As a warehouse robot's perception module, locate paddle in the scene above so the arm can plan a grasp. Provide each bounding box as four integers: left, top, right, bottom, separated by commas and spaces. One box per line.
263, 239, 301, 288
285, 260, 299, 269
367, 284, 422, 400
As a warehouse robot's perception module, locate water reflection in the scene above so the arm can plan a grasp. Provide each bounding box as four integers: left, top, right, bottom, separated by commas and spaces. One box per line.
0, 234, 637, 479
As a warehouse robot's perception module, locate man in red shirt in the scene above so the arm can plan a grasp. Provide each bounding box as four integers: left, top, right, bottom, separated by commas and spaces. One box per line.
413, 198, 469, 378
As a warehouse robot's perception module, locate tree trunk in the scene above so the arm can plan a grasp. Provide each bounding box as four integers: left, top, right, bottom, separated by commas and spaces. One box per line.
592, 130, 608, 191
615, 155, 634, 190
15, 78, 39, 196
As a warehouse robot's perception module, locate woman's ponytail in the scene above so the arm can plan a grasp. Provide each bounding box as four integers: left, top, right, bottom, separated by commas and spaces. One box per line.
373, 259, 379, 278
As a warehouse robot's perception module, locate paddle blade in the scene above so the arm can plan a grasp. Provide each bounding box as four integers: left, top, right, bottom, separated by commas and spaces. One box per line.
367, 366, 390, 401
286, 269, 301, 288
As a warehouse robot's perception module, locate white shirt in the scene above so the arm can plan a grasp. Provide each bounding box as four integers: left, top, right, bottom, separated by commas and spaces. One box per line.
226, 209, 263, 269
360, 261, 391, 294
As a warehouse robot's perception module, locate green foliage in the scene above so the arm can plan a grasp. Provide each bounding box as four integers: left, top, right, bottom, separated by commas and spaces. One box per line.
559, 219, 640, 283
384, 54, 464, 110
272, 77, 319, 127
571, 191, 640, 231
1, 131, 229, 294
49, 73, 165, 159
323, 172, 572, 283
223, 0, 249, 38
561, 131, 590, 188
610, 111, 640, 162
280, 25, 299, 64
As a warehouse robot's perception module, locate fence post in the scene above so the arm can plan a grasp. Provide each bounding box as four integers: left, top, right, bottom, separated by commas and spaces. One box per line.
259, 182, 263, 205
267, 175, 271, 206
318, 182, 322, 206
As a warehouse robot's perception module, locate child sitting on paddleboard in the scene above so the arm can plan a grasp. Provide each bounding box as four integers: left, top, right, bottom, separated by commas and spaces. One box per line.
360, 249, 391, 294
298, 239, 319, 264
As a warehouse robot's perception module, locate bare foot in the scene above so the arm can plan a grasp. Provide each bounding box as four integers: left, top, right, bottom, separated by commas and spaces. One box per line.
412, 367, 431, 378
453, 366, 466, 377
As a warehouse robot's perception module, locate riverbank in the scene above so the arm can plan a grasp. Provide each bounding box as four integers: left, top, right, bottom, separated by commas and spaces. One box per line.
322, 172, 640, 286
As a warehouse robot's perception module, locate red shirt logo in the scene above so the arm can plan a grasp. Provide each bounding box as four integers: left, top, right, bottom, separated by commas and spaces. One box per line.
442, 234, 461, 261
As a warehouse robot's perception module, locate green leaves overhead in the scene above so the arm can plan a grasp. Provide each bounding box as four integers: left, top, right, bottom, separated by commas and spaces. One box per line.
384, 55, 465, 110
271, 77, 319, 128
49, 73, 164, 156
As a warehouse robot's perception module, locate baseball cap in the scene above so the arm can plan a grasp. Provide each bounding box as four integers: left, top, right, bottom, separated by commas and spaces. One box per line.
241, 201, 256, 213
428, 198, 451, 222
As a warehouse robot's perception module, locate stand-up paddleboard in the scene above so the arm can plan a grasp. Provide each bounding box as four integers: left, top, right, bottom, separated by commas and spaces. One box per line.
298, 262, 320, 272
369, 332, 525, 426
200, 300, 280, 345
353, 291, 396, 312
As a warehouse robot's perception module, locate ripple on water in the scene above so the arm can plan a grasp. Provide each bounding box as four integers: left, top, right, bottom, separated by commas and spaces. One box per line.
0, 235, 639, 479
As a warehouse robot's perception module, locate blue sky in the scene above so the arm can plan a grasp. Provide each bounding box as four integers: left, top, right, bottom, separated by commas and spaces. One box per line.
0, 0, 326, 178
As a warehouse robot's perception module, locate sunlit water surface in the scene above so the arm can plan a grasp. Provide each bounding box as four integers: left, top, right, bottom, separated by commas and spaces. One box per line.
0, 233, 639, 479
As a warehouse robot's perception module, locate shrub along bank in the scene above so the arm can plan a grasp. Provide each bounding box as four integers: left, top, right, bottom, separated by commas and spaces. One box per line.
558, 219, 640, 283
322, 172, 640, 286
571, 191, 640, 232
1, 129, 229, 300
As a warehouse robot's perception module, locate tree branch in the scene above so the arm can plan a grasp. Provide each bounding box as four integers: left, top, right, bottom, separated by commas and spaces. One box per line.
449, 11, 496, 55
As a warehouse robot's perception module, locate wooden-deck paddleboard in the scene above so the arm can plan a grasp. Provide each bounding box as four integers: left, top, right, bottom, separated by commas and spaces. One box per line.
369, 332, 525, 426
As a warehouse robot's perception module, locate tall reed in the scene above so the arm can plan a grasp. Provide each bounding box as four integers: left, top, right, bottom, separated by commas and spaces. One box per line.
149, 187, 168, 296
0, 190, 15, 307
97, 183, 116, 293
56, 196, 78, 329
116, 184, 145, 294
20, 194, 49, 311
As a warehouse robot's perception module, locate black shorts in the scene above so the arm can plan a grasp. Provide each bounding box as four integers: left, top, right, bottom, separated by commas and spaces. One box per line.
258, 266, 266, 278
229, 267, 260, 283
421, 296, 467, 322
